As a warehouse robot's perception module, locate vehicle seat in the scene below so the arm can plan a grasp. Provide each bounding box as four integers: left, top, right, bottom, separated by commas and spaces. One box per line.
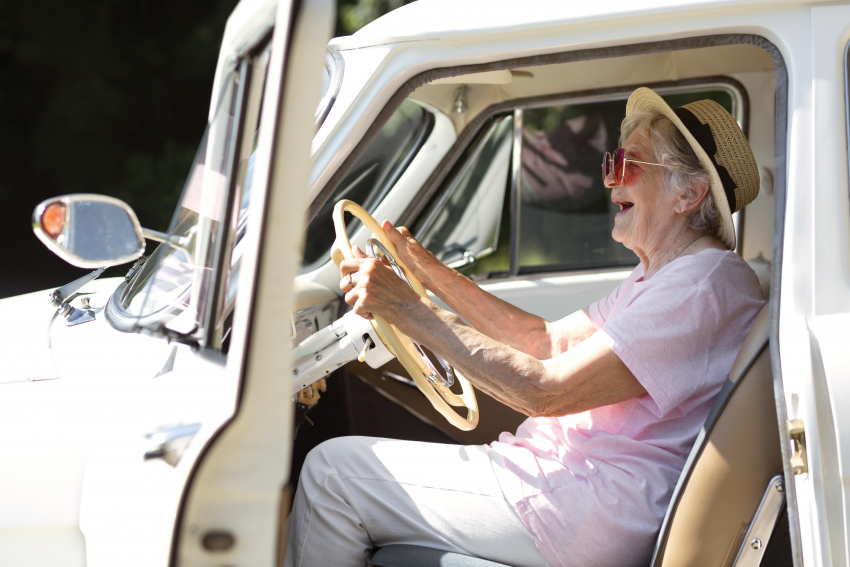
371, 267, 779, 567
649, 301, 782, 566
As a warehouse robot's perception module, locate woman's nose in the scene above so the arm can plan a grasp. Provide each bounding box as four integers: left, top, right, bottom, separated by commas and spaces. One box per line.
603, 168, 619, 188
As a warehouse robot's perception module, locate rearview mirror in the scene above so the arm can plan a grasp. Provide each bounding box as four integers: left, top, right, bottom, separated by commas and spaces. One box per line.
32, 194, 145, 268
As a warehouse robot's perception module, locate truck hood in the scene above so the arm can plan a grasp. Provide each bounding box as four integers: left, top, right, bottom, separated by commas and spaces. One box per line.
0, 277, 125, 384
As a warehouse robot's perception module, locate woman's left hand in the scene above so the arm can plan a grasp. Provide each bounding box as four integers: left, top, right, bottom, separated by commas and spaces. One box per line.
339, 245, 423, 326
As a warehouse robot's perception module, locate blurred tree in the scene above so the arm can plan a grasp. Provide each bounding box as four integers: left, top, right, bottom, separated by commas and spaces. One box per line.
337, 0, 415, 35
0, 0, 411, 298
0, 0, 238, 296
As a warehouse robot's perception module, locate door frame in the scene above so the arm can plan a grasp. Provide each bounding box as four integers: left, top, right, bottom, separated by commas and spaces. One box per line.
169, 1, 335, 565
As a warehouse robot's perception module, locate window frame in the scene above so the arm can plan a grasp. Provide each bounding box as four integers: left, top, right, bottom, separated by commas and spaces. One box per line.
104, 40, 270, 350
408, 76, 749, 280
213, 40, 275, 350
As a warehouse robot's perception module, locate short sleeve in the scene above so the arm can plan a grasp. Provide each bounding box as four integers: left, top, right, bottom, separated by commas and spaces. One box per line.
597, 275, 719, 417
588, 267, 640, 329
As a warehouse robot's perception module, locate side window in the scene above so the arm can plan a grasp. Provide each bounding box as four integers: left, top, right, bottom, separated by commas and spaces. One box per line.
518, 100, 635, 271
415, 115, 513, 274
416, 87, 736, 278
301, 99, 435, 272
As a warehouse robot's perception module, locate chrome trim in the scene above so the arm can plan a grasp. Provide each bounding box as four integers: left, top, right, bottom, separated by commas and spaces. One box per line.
141, 229, 169, 243
48, 268, 106, 307
366, 238, 413, 286
366, 238, 455, 388
509, 108, 523, 276
32, 193, 146, 269
732, 475, 786, 567
144, 423, 202, 467
845, 39, 850, 208
204, 57, 251, 345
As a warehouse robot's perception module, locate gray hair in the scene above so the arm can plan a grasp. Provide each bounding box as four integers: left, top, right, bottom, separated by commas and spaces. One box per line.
620, 110, 720, 235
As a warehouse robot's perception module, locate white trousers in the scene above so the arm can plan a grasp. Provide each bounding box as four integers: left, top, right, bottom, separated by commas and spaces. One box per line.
284, 436, 549, 567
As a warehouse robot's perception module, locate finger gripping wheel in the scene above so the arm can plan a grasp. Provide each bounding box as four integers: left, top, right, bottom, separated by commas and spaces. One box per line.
330, 199, 479, 431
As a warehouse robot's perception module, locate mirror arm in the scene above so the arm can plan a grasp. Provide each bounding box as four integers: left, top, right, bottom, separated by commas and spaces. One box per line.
142, 228, 190, 254
142, 228, 169, 243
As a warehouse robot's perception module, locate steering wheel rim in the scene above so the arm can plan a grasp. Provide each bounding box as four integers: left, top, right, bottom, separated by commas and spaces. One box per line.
330, 199, 479, 431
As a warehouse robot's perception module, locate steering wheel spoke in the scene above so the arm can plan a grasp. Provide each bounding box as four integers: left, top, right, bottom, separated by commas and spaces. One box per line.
365, 237, 456, 390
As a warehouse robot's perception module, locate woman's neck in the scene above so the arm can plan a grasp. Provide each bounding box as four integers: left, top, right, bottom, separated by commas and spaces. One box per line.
638, 230, 723, 280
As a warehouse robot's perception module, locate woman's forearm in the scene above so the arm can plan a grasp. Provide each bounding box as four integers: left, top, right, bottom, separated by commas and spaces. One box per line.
395, 297, 646, 418
397, 296, 550, 415
381, 221, 556, 358
420, 263, 555, 360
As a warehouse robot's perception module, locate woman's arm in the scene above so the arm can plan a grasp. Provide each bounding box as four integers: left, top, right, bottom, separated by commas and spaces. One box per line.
381, 221, 596, 359
339, 254, 645, 417
408, 299, 646, 417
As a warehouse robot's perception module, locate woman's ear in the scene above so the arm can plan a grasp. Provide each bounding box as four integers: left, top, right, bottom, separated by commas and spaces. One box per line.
674, 180, 710, 215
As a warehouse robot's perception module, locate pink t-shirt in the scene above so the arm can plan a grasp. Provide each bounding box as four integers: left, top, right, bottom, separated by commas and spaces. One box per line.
489, 249, 766, 567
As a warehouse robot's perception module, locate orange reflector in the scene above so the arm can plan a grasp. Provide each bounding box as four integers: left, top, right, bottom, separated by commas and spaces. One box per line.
42, 202, 66, 239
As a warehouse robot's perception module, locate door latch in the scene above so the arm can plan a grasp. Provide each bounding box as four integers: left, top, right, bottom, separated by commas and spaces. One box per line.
788, 419, 808, 475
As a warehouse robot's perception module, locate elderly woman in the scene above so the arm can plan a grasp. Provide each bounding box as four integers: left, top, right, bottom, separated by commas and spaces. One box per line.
284, 88, 766, 567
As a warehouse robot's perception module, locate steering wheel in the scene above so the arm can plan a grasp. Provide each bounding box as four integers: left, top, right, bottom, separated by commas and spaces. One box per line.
330, 200, 479, 431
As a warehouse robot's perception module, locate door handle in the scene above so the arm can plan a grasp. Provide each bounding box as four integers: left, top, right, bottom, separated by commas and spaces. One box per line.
144, 423, 202, 467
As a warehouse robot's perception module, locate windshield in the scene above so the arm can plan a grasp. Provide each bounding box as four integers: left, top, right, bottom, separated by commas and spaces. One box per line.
116, 71, 239, 338
110, 49, 351, 344
300, 99, 434, 271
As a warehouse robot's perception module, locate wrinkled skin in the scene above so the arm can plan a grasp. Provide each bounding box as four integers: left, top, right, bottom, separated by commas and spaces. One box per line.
606, 124, 726, 278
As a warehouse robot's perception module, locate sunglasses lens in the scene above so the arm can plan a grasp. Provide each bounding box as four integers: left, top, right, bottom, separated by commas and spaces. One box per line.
602, 152, 612, 177
613, 148, 626, 182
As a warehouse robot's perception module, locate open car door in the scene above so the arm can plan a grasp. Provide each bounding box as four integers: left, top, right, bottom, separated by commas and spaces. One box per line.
170, 0, 334, 564
75, 0, 334, 565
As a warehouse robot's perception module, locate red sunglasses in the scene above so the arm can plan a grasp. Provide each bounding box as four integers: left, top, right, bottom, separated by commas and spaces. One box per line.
602, 148, 669, 186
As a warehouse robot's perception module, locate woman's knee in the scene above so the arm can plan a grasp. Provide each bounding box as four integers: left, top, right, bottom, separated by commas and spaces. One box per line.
299, 436, 378, 487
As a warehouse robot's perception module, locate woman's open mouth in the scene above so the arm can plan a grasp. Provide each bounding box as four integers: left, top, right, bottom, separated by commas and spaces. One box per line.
616, 201, 634, 215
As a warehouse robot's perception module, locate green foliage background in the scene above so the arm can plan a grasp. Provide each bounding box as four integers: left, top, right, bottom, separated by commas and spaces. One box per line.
0, 0, 414, 298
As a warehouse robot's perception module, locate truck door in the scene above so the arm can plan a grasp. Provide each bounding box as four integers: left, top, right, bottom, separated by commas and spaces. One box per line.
77, 1, 334, 565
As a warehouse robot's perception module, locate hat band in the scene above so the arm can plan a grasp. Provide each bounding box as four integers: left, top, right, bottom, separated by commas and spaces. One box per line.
673, 107, 738, 212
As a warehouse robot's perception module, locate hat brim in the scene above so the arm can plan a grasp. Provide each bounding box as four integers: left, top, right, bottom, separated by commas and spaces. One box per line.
625, 88, 736, 250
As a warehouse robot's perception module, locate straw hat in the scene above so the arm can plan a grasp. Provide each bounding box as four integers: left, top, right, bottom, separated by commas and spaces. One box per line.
625, 87, 759, 250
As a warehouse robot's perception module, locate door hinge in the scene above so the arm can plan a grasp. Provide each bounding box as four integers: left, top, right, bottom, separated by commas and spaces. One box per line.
788, 419, 808, 475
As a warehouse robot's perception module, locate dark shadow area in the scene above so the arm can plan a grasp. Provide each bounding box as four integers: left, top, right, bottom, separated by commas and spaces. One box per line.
0, 0, 416, 299
762, 506, 794, 567
0, 0, 239, 297
290, 369, 455, 490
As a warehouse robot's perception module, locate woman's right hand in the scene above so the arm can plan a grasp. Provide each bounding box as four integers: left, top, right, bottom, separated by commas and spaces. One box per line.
381, 220, 445, 291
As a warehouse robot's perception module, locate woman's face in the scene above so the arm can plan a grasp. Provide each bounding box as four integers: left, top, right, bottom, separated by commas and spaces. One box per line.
606, 125, 680, 257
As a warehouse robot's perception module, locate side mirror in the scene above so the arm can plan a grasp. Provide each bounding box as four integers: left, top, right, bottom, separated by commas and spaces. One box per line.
32, 194, 145, 268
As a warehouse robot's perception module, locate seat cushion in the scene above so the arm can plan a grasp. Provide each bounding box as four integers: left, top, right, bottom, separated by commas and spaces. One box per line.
369, 545, 513, 567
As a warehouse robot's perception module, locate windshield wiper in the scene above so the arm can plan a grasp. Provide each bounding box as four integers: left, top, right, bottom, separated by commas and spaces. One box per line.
48, 268, 105, 307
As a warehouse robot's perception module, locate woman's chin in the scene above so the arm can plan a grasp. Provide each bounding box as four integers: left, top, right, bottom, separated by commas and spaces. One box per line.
611, 228, 628, 245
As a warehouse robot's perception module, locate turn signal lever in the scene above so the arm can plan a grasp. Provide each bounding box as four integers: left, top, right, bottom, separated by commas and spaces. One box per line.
290, 310, 394, 394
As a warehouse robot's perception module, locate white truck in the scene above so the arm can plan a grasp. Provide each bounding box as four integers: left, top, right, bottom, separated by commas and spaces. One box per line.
0, 0, 846, 566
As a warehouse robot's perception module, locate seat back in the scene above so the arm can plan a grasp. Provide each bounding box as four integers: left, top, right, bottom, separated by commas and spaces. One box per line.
651, 303, 782, 566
